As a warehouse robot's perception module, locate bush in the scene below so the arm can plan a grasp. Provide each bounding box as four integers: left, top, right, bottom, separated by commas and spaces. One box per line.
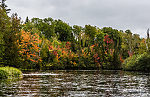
0, 69, 8, 79
0, 67, 23, 79
122, 52, 150, 71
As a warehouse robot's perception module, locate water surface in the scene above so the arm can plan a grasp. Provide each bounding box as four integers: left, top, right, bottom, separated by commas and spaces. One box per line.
0, 70, 150, 97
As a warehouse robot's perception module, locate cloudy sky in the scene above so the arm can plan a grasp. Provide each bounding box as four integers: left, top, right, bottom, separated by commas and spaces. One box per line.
6, 0, 150, 37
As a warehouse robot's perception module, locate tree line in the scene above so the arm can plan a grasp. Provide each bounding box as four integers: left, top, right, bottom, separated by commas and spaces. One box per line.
0, 0, 149, 70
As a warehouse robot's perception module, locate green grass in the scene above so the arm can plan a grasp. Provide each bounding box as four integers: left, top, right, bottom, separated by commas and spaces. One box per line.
0, 67, 23, 79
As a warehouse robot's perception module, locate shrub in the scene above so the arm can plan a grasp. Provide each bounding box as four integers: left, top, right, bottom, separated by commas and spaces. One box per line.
0, 67, 23, 79
122, 52, 150, 71
0, 69, 9, 79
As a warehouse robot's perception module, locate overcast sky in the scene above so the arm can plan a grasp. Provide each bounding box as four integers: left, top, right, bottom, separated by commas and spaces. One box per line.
6, 0, 150, 37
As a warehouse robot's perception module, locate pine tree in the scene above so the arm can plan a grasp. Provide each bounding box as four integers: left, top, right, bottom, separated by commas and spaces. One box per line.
0, 0, 11, 13
25, 16, 29, 24
0, 5, 10, 66
147, 28, 149, 51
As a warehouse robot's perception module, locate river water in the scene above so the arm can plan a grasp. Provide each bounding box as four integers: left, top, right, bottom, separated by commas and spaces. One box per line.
0, 70, 150, 97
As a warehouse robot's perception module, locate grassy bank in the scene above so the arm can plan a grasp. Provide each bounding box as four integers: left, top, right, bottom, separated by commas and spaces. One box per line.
0, 67, 23, 79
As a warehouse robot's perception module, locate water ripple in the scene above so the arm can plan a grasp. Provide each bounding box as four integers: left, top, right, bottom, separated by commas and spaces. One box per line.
0, 70, 150, 97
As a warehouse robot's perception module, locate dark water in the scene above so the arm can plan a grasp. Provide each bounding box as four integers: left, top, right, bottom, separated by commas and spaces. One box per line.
0, 70, 150, 97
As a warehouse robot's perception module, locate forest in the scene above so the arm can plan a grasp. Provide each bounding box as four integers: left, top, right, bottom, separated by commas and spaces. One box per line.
0, 0, 150, 71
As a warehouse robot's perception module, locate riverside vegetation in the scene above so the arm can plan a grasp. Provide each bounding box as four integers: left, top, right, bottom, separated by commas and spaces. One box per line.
0, 67, 22, 79
0, 0, 150, 74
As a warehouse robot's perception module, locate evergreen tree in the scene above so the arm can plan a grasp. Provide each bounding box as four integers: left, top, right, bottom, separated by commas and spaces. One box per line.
3, 13, 21, 67
0, 5, 10, 66
25, 16, 29, 24
0, 0, 11, 13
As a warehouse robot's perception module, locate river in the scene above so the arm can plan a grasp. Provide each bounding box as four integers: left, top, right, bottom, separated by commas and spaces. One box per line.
0, 70, 150, 97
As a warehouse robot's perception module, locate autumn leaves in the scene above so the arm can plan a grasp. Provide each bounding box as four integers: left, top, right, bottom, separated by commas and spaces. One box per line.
17, 30, 42, 63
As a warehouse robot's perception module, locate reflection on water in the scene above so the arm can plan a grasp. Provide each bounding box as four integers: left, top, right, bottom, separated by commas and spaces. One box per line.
0, 70, 150, 96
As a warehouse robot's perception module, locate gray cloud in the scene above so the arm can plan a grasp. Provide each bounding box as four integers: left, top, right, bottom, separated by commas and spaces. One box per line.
6, 0, 150, 37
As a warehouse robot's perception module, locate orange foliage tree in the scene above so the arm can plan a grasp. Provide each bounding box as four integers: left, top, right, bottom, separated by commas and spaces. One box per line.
17, 30, 42, 64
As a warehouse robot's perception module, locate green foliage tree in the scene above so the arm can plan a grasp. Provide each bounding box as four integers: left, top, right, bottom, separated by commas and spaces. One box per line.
95, 29, 105, 68
121, 30, 141, 58
0, 6, 10, 66
55, 19, 73, 41
72, 25, 83, 51
3, 13, 21, 67
31, 17, 56, 39
84, 25, 97, 45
